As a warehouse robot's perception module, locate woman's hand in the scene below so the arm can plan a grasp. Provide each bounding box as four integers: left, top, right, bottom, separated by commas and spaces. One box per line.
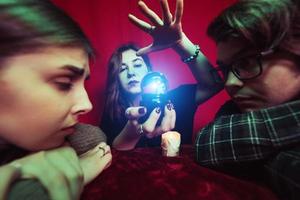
112, 103, 176, 150
8, 147, 84, 200
125, 102, 176, 138
79, 142, 112, 184
0, 164, 21, 199
128, 0, 184, 55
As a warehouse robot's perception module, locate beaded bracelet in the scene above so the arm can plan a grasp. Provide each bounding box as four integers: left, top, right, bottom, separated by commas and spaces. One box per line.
181, 45, 200, 63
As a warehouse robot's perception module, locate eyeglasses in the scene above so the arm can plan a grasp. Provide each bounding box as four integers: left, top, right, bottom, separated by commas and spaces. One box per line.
211, 49, 274, 83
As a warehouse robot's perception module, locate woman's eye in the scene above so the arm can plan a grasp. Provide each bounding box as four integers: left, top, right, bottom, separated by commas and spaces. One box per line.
119, 65, 127, 73
54, 77, 73, 91
56, 82, 73, 91
134, 64, 142, 68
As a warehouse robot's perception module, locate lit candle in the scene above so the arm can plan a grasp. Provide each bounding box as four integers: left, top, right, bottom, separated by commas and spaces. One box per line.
161, 131, 181, 157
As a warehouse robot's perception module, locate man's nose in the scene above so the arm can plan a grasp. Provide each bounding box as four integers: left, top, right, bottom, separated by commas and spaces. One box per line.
224, 71, 244, 94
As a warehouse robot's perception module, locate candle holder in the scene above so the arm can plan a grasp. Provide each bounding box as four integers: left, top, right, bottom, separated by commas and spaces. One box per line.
161, 131, 181, 157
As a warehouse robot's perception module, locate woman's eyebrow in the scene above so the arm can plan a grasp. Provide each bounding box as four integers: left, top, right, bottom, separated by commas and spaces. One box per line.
59, 65, 90, 80
133, 58, 142, 62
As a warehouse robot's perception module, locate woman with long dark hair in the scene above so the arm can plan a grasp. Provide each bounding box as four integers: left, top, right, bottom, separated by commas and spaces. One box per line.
100, 0, 223, 150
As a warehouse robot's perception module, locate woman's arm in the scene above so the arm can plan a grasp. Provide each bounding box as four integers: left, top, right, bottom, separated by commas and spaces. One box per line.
172, 34, 224, 105
3, 147, 83, 200
129, 0, 224, 106
3, 145, 111, 200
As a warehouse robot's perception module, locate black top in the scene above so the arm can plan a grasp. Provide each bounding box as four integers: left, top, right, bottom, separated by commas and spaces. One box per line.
100, 84, 198, 147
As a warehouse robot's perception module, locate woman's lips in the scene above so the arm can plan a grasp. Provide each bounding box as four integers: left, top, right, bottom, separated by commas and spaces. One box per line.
128, 80, 139, 85
128, 80, 140, 88
60, 126, 76, 135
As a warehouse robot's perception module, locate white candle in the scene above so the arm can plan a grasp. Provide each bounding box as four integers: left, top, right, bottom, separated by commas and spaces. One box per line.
161, 131, 181, 157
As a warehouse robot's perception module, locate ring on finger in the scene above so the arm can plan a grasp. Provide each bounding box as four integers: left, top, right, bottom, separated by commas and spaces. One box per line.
98, 146, 106, 157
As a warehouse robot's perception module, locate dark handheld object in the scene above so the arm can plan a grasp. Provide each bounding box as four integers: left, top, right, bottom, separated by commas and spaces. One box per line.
139, 72, 169, 126
67, 123, 107, 155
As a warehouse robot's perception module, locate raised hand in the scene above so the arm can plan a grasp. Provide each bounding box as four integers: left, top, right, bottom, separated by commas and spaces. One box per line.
128, 0, 184, 55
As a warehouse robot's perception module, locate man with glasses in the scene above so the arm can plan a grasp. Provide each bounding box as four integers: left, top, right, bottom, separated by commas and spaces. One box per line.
195, 0, 300, 199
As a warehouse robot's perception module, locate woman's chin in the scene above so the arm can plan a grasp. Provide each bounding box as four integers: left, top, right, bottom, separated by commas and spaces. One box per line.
29, 140, 65, 151
128, 88, 142, 95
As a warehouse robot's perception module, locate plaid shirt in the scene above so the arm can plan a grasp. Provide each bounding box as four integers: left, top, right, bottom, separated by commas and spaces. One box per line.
195, 100, 300, 166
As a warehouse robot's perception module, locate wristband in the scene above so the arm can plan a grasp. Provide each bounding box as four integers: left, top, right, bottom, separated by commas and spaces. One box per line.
181, 45, 200, 63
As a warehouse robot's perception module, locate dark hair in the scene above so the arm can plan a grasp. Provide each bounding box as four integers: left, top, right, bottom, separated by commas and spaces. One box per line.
207, 0, 300, 55
0, 0, 94, 60
103, 43, 152, 121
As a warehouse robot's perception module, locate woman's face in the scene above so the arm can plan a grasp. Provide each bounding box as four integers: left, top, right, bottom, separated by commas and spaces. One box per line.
217, 38, 300, 112
0, 47, 92, 151
118, 49, 149, 95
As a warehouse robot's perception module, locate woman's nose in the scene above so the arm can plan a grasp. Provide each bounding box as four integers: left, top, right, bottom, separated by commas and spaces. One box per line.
127, 66, 135, 77
71, 87, 93, 116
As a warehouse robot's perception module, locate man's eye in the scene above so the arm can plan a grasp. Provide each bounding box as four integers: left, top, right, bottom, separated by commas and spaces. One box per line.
217, 65, 229, 75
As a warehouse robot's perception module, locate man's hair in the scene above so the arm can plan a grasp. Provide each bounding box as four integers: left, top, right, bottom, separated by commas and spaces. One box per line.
103, 43, 152, 121
0, 0, 94, 59
207, 0, 300, 55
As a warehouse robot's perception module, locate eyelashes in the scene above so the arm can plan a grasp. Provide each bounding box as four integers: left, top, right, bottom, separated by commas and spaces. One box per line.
53, 76, 74, 91
119, 64, 144, 73
55, 82, 73, 91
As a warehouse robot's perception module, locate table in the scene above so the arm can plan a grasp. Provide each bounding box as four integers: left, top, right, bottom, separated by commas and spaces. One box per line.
81, 145, 278, 200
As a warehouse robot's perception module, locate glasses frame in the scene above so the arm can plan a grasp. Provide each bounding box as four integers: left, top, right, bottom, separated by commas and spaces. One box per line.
211, 48, 274, 82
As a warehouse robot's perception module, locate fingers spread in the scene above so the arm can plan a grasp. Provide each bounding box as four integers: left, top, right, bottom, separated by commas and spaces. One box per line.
174, 0, 183, 24
138, 1, 163, 26
128, 14, 152, 33
136, 45, 154, 56
160, 0, 173, 25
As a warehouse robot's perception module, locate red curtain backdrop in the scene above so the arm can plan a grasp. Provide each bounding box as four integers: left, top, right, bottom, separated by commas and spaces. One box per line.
52, 0, 236, 137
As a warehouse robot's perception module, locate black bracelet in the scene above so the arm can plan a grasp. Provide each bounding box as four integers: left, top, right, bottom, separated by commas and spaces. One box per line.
181, 45, 200, 63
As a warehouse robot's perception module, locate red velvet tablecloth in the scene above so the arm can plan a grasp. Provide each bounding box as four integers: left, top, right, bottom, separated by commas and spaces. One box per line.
81, 145, 277, 200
